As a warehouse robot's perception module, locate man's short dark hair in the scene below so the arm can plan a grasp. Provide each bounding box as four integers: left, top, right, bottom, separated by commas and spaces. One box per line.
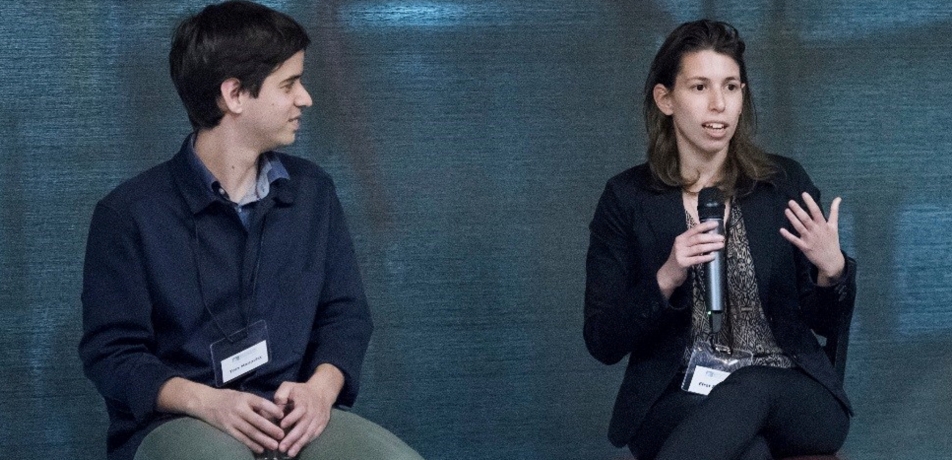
169, 0, 310, 130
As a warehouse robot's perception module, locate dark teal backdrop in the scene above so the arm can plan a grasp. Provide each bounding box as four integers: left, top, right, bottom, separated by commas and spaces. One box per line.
1, 1, 950, 458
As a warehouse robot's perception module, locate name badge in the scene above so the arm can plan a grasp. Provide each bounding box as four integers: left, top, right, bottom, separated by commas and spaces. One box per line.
685, 365, 730, 395
210, 320, 270, 387
681, 341, 754, 395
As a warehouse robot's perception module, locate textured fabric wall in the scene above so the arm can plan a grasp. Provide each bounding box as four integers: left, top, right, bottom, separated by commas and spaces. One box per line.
1, 1, 950, 459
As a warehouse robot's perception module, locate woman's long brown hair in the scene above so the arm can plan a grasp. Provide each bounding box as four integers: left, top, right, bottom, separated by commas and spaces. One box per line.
643, 20, 776, 196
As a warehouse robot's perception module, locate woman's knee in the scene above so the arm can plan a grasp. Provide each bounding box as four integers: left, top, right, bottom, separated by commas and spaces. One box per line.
706, 366, 778, 402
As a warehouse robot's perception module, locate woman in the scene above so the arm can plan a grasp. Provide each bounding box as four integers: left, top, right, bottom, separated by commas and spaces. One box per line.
584, 20, 855, 460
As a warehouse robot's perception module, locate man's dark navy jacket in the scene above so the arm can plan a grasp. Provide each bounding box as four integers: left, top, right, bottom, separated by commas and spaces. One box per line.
79, 138, 373, 460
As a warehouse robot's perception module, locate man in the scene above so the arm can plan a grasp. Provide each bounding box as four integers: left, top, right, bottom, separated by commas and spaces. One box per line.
78, 2, 422, 459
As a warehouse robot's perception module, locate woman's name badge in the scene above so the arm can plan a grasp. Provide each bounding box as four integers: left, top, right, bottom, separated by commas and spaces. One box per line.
210, 320, 271, 387
685, 366, 730, 395
681, 341, 754, 395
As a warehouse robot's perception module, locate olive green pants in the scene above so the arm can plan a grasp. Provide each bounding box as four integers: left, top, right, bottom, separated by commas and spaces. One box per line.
135, 409, 423, 460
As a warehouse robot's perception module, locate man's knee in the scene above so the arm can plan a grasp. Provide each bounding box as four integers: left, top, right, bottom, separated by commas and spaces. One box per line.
299, 409, 424, 460
135, 417, 252, 460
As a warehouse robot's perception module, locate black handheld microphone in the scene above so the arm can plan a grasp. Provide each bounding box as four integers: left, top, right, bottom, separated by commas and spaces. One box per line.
697, 187, 726, 334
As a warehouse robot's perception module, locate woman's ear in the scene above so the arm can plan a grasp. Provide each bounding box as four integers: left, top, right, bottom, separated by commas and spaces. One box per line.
217, 78, 245, 114
653, 83, 674, 116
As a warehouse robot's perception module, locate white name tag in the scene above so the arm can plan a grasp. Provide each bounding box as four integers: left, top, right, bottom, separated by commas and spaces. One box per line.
221, 339, 269, 384
686, 365, 730, 395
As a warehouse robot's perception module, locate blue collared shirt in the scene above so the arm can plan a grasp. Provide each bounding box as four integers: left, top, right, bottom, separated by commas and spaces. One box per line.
184, 134, 290, 228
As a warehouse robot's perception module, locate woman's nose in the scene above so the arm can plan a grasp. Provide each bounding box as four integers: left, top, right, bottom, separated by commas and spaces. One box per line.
709, 89, 725, 111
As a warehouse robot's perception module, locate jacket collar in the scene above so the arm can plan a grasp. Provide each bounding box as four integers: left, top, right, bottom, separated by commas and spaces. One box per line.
632, 167, 688, 263
645, 186, 686, 256
170, 135, 296, 215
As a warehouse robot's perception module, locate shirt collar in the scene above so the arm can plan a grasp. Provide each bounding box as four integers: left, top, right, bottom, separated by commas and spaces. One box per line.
183, 133, 290, 204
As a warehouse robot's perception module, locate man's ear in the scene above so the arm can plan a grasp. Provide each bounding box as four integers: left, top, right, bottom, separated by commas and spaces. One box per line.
218, 78, 245, 114
653, 83, 674, 116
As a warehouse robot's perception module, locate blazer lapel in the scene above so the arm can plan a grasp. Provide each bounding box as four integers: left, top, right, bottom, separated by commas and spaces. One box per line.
644, 188, 687, 268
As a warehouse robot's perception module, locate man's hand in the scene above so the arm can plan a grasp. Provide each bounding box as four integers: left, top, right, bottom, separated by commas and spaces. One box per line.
273, 363, 345, 457
779, 193, 845, 286
156, 377, 285, 454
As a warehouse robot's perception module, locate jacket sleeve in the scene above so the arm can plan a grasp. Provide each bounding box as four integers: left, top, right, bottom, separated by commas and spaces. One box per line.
784, 160, 857, 339
584, 181, 686, 365
798, 251, 856, 340
78, 202, 183, 425
302, 186, 373, 407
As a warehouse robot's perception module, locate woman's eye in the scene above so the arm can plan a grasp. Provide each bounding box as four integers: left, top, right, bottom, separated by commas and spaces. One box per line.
727, 83, 739, 91
693, 84, 705, 91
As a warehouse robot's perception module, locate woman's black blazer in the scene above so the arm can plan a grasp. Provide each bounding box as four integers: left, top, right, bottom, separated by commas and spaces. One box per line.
584, 155, 856, 447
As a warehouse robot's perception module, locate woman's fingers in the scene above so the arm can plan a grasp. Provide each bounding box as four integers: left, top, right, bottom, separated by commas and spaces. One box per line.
828, 196, 841, 228
676, 232, 723, 267
800, 192, 826, 222
786, 199, 813, 229
778, 227, 804, 251
785, 208, 808, 235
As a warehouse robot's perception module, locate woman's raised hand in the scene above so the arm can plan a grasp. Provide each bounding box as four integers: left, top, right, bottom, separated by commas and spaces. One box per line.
779, 193, 845, 286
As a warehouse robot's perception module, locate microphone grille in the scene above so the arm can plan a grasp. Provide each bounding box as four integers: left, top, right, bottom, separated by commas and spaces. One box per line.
697, 187, 724, 219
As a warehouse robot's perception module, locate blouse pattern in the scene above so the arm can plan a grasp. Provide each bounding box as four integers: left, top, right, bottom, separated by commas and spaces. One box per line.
684, 202, 795, 369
